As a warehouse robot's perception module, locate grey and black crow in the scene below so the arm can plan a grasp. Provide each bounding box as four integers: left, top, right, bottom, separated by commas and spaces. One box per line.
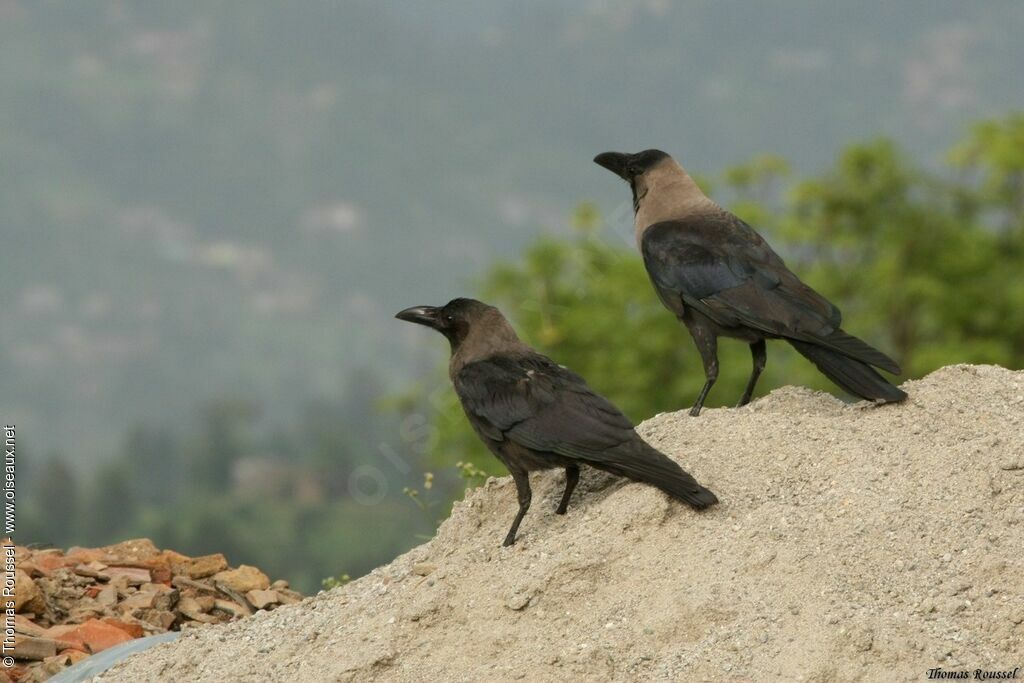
397, 298, 717, 546
594, 149, 906, 416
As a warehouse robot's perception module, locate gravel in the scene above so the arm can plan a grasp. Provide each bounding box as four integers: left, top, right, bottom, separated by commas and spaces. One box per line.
97, 364, 1024, 681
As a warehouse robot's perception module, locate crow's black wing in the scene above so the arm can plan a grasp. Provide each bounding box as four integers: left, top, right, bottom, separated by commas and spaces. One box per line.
641, 214, 841, 340
642, 214, 901, 373
454, 355, 637, 460
454, 354, 719, 507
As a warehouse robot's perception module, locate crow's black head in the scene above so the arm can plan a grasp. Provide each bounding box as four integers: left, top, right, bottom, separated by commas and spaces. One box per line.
395, 298, 495, 347
593, 149, 670, 180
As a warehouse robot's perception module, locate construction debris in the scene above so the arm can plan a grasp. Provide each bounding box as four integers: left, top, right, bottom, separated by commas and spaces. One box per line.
1, 539, 302, 682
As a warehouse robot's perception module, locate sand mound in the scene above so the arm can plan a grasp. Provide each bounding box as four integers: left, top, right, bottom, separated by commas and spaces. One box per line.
98, 365, 1024, 682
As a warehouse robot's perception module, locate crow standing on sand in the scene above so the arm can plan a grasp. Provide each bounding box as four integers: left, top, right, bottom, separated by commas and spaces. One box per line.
594, 149, 907, 416
397, 298, 717, 546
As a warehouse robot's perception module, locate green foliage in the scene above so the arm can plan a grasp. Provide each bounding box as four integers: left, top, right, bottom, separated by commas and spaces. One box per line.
455, 461, 490, 488
787, 134, 1024, 370
322, 573, 351, 591
420, 115, 1024, 475
403, 472, 437, 512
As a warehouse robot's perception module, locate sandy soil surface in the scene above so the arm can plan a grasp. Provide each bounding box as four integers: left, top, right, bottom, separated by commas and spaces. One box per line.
97, 364, 1023, 682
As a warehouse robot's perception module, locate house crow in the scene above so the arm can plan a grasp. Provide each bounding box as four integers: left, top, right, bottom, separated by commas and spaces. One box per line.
397, 298, 717, 546
594, 149, 907, 416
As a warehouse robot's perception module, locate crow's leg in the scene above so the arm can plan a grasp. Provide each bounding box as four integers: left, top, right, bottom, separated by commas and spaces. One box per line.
688, 325, 719, 417
737, 339, 767, 407
503, 467, 532, 546
555, 465, 580, 515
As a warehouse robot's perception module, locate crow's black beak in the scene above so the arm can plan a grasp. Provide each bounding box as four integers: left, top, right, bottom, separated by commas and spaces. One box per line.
395, 305, 442, 329
593, 151, 632, 180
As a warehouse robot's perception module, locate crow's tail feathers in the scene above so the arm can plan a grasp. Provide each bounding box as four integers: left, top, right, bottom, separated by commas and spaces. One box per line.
789, 339, 907, 403
594, 444, 718, 509
818, 328, 902, 374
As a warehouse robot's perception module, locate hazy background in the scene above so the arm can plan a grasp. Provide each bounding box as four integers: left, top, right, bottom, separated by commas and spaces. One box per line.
7, 1, 1024, 591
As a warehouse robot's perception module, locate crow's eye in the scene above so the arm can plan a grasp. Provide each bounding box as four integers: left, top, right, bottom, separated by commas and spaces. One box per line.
445, 315, 455, 323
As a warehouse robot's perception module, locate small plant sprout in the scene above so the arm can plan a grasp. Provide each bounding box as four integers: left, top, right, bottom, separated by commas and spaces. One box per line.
321, 572, 351, 591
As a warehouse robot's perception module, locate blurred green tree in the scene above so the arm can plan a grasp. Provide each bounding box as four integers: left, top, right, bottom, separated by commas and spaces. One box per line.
85, 461, 138, 545
187, 399, 260, 493
947, 114, 1024, 361
123, 426, 182, 506
22, 454, 79, 546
